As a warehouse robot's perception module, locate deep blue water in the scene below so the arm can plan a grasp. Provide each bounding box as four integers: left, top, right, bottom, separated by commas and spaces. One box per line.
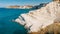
0, 8, 31, 34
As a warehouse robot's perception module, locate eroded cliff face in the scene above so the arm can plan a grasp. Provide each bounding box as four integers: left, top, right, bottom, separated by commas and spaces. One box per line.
15, 1, 60, 33
32, 3, 48, 10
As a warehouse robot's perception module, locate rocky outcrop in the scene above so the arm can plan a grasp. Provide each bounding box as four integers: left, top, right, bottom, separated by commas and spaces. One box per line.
15, 1, 60, 34
32, 3, 48, 10
29, 23, 60, 34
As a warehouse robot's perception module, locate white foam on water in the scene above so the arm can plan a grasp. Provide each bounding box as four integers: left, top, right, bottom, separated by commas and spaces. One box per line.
15, 1, 60, 33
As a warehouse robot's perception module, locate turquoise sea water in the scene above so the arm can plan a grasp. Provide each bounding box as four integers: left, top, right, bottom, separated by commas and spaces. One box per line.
0, 8, 31, 34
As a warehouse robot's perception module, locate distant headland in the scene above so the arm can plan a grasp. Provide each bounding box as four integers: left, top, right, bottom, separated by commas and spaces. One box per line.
6, 5, 33, 9
6, 3, 47, 9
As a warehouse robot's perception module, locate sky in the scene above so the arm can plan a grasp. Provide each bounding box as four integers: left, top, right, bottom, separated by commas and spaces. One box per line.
0, 0, 52, 7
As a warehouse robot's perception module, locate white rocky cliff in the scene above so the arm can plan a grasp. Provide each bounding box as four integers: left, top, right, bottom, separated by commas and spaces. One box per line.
15, 1, 60, 33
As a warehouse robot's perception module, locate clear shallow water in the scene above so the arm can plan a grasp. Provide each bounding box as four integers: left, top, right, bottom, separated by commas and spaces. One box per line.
0, 8, 31, 34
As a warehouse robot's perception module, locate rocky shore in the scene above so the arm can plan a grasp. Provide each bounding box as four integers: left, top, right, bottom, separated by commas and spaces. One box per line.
14, 1, 60, 34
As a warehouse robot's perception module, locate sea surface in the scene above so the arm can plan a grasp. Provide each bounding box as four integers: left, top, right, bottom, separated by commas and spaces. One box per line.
0, 8, 32, 34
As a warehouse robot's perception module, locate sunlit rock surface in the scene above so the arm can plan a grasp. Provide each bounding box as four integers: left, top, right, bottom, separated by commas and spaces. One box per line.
15, 1, 60, 33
